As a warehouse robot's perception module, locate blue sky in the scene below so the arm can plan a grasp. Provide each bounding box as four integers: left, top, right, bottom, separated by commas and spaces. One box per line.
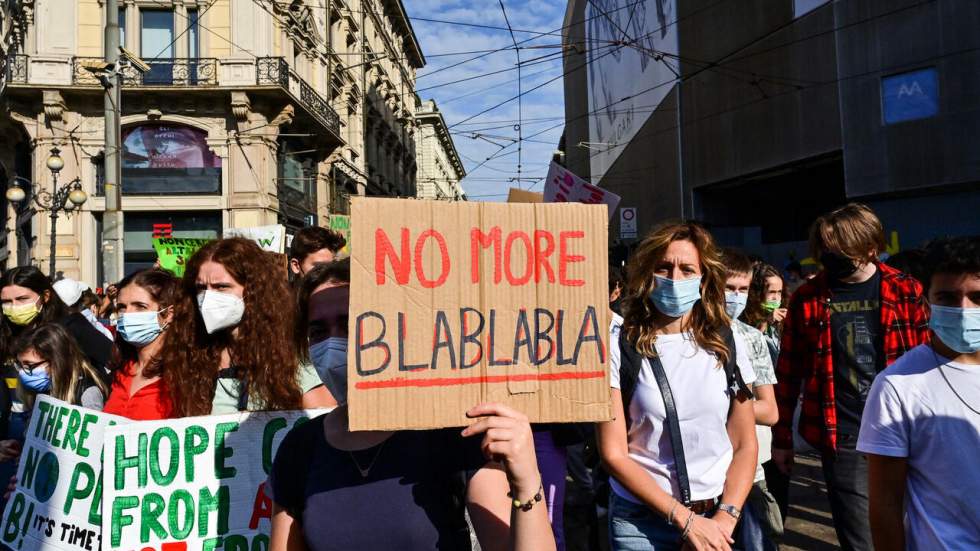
405, 0, 568, 201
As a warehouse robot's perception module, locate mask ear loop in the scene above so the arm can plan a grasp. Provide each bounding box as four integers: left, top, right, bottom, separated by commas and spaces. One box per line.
158, 306, 174, 332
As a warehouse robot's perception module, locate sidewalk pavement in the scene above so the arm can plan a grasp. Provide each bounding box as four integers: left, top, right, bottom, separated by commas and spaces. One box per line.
780, 452, 841, 550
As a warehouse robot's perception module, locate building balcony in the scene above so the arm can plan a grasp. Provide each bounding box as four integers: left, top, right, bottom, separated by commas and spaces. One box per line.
255, 57, 339, 136
3, 54, 341, 139
74, 57, 218, 86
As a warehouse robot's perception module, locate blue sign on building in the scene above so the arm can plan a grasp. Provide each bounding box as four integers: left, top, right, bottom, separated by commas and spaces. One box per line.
881, 68, 939, 125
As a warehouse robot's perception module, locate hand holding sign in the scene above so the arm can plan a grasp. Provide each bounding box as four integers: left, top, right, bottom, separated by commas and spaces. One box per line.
462, 403, 540, 497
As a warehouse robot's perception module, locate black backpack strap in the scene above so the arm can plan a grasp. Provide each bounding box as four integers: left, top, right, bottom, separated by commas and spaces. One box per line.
216, 366, 249, 412
720, 325, 753, 401
617, 330, 643, 428
647, 352, 692, 506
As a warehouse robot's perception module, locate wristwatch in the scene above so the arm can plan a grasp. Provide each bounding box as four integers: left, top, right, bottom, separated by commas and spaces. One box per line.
718, 503, 741, 521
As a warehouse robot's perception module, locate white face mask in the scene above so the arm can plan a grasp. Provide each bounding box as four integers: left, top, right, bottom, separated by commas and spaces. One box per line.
197, 290, 245, 334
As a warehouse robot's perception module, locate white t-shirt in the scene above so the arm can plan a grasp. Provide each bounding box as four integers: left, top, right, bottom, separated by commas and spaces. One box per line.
610, 324, 756, 503
857, 344, 980, 550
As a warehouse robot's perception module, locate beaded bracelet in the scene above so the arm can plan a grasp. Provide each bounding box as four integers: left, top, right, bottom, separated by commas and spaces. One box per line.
507, 484, 544, 512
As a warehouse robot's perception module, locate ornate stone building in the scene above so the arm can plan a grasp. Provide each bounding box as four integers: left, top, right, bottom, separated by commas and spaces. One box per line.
414, 99, 464, 200
0, 0, 430, 281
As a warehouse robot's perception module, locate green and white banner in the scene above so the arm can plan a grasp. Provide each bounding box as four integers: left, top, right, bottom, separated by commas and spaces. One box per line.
102, 410, 319, 551
0, 396, 129, 551
0, 396, 324, 551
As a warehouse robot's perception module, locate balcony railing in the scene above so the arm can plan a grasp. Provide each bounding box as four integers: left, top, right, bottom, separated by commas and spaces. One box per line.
73, 57, 218, 86
5, 54, 27, 84
9, 54, 339, 137
257, 57, 340, 136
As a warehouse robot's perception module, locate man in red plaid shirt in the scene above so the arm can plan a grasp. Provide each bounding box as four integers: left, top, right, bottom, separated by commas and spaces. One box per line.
771, 203, 929, 551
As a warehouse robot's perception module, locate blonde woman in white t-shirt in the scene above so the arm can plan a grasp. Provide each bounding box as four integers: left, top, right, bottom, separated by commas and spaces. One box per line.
598, 222, 758, 551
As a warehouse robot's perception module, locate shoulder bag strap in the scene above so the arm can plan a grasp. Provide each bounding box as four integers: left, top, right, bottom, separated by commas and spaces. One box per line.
647, 353, 691, 506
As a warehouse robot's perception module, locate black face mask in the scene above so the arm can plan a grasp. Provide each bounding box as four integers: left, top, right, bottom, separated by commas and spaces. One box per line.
820, 252, 859, 281
610, 296, 623, 316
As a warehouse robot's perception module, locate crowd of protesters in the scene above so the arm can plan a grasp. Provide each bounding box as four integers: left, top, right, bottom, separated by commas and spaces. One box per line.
0, 202, 974, 551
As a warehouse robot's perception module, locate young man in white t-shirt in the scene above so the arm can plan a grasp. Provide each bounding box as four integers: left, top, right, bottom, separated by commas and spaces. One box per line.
858, 236, 980, 550
722, 249, 780, 551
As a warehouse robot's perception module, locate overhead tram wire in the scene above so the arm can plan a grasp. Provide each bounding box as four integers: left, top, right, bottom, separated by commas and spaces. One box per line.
466, 0, 942, 177
498, 0, 526, 188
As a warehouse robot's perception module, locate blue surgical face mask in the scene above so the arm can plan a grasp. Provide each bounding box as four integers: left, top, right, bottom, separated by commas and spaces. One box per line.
649, 275, 702, 318
929, 305, 980, 354
310, 337, 348, 406
18, 366, 51, 393
117, 310, 165, 347
725, 291, 748, 320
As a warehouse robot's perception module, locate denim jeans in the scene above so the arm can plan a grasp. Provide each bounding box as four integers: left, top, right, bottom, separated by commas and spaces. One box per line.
608, 492, 721, 551
736, 493, 778, 551
821, 436, 873, 551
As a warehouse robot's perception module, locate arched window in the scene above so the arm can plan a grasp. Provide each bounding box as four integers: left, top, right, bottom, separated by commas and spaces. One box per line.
121, 123, 221, 194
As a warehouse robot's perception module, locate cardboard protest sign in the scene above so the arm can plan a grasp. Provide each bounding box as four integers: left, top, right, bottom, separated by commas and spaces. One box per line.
152, 238, 210, 278
348, 197, 611, 431
102, 410, 323, 551
0, 396, 129, 551
223, 225, 287, 253
543, 162, 620, 219
328, 215, 352, 255
506, 188, 544, 203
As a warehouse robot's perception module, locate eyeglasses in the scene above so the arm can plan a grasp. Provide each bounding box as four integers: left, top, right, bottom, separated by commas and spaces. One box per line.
15, 360, 48, 375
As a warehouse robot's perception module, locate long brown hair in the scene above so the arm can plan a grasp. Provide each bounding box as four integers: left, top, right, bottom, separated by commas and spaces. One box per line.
743, 263, 783, 330
11, 323, 108, 410
161, 238, 302, 417
111, 268, 180, 378
621, 222, 731, 365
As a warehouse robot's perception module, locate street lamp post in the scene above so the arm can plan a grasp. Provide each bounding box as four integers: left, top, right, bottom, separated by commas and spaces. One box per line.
5, 147, 89, 278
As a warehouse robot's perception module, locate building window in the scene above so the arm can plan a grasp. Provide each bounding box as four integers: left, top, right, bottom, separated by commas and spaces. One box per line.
142, 10, 174, 83
277, 138, 317, 228
881, 67, 939, 125
120, 211, 221, 276
187, 8, 200, 58
121, 124, 222, 194
119, 8, 126, 47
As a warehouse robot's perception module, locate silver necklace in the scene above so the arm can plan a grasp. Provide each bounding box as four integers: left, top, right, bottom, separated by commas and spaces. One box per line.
931, 348, 980, 416
348, 439, 388, 478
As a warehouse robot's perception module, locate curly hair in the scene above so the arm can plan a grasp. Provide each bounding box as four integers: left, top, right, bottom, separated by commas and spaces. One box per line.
621, 222, 731, 365
743, 263, 784, 330
111, 269, 180, 378
161, 238, 302, 417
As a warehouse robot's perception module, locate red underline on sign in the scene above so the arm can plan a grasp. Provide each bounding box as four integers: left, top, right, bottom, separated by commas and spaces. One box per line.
354, 370, 606, 390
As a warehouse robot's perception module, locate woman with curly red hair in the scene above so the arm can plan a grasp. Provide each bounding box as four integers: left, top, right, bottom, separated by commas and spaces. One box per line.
160, 238, 332, 416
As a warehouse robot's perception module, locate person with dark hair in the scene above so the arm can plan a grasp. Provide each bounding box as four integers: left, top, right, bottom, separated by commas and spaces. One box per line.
295, 259, 349, 404
858, 236, 980, 549
720, 248, 780, 551
884, 248, 927, 285
773, 203, 929, 551
160, 238, 333, 416
272, 266, 557, 551
598, 223, 757, 551
0, 267, 113, 373
103, 269, 180, 420
288, 226, 347, 278
742, 264, 786, 367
